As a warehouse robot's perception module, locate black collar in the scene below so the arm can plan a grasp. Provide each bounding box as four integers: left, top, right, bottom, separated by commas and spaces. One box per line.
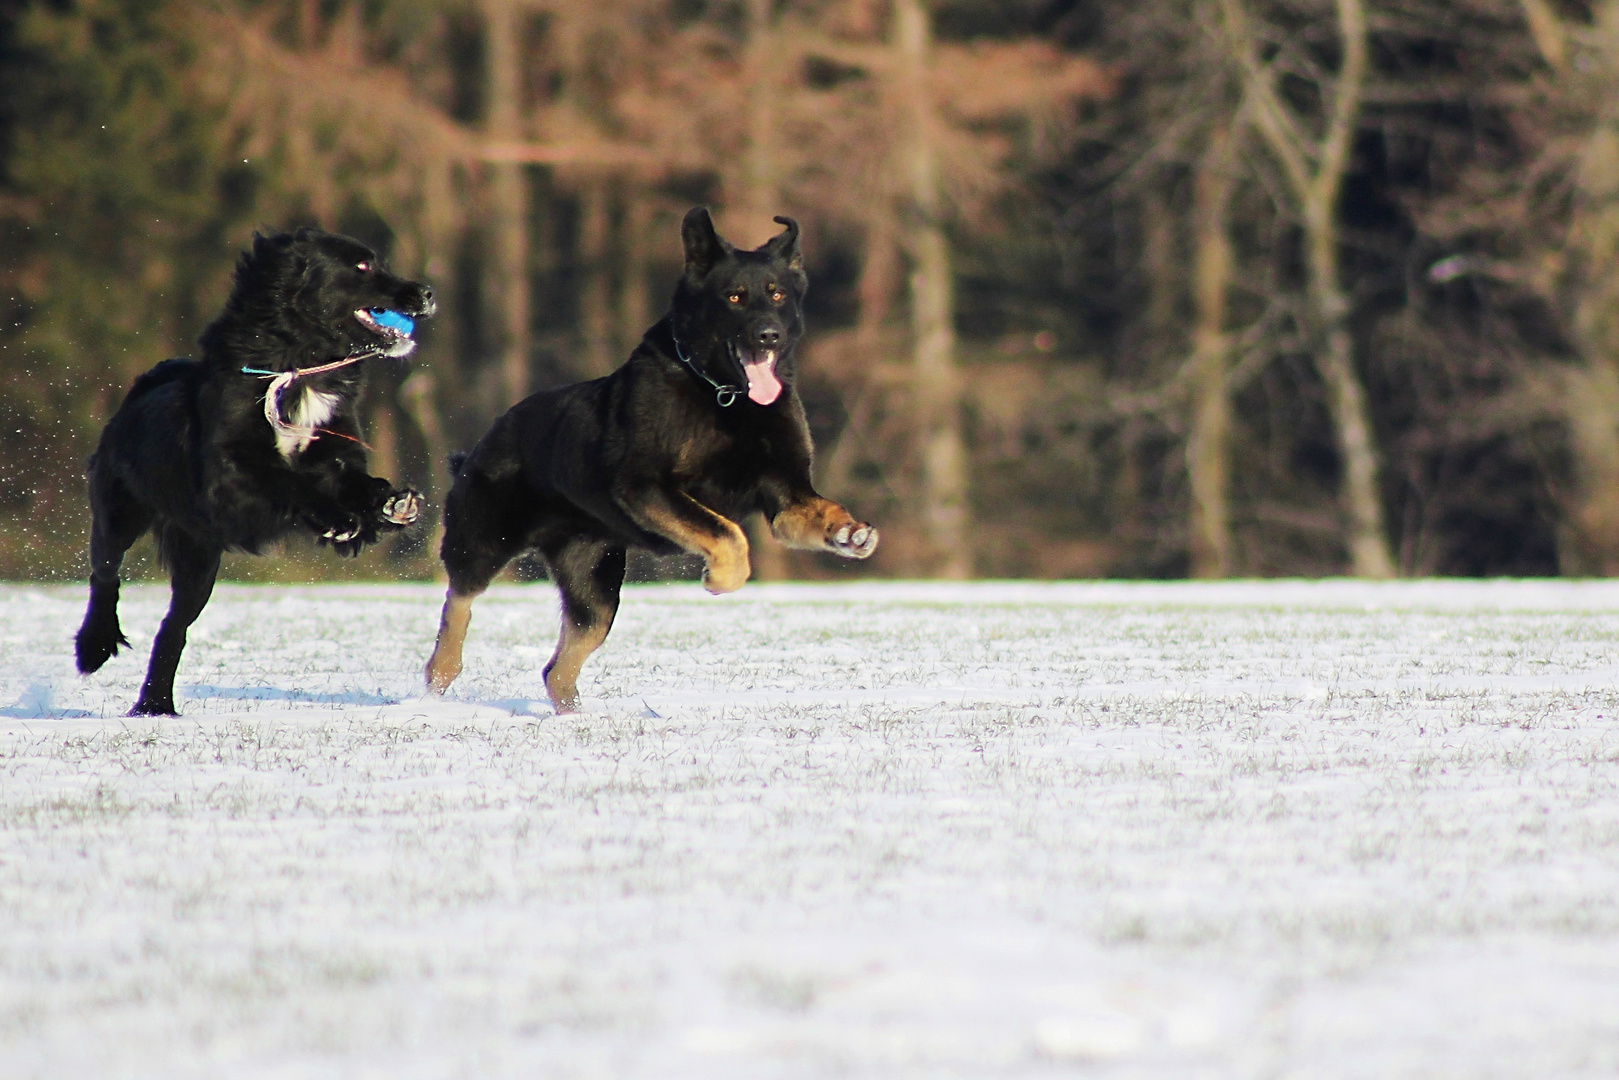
668, 326, 742, 408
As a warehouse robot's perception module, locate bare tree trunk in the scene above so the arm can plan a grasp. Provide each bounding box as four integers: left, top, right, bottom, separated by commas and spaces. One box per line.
858, 212, 901, 350
741, 0, 781, 239
1522, 0, 1619, 573
578, 178, 615, 378
400, 372, 451, 578
1141, 182, 1180, 352
895, 0, 971, 580
1519, 0, 1569, 75
1560, 363, 1619, 573
618, 187, 653, 352
484, 0, 531, 408
1312, 229, 1395, 579
298, 0, 320, 49
1567, 3, 1619, 573
734, 0, 792, 579
1187, 122, 1239, 578
369, 397, 399, 486
817, 214, 901, 502
1306, 0, 1389, 577
1219, 0, 1394, 578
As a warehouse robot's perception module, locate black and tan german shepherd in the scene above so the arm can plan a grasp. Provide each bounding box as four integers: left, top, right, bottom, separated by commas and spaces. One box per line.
425, 208, 878, 711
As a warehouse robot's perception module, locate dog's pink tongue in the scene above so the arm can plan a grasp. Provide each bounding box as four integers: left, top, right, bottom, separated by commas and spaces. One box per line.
744, 352, 781, 405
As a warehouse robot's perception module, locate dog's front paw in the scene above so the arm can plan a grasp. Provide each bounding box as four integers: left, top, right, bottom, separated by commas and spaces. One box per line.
330, 536, 366, 558
828, 521, 879, 559
703, 556, 750, 594
321, 520, 361, 544
313, 510, 363, 551
381, 489, 422, 526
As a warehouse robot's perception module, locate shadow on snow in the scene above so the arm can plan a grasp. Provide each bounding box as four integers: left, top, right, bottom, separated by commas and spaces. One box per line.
183, 684, 398, 707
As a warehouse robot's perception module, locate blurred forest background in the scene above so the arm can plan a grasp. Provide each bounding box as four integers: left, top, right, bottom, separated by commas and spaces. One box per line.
4, 0, 1619, 581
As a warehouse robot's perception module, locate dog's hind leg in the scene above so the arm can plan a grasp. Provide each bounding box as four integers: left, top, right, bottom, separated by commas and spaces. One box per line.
540, 539, 627, 714
131, 528, 220, 717
426, 503, 525, 693
426, 589, 480, 693
76, 473, 153, 674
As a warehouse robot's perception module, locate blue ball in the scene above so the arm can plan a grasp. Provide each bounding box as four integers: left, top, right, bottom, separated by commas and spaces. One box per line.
369, 308, 415, 336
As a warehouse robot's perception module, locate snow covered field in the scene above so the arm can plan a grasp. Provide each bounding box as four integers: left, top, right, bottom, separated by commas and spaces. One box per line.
4, 579, 1619, 1078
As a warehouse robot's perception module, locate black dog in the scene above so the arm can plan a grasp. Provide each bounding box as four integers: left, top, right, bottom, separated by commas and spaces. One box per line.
75, 227, 436, 715
425, 208, 877, 711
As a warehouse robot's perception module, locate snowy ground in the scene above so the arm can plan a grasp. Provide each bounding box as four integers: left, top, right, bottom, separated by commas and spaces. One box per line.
4, 579, 1619, 1078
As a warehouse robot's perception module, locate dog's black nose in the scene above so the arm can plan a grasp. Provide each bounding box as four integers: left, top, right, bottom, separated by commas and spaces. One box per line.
755, 327, 781, 346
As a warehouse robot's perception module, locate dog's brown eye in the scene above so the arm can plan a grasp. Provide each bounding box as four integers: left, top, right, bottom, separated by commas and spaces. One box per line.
727, 290, 745, 305
769, 286, 785, 303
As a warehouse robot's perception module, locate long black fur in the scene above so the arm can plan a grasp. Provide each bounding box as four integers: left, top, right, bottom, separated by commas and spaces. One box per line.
75, 227, 436, 716
425, 208, 878, 712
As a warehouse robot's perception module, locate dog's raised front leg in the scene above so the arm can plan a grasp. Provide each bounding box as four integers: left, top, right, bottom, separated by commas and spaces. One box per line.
617, 485, 751, 594
340, 469, 422, 528
287, 470, 416, 556
320, 471, 403, 552
278, 473, 364, 549
770, 494, 880, 560
381, 487, 421, 526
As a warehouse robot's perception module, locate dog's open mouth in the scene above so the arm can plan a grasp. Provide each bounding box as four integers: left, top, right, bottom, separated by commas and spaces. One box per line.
354, 308, 416, 350
737, 346, 781, 406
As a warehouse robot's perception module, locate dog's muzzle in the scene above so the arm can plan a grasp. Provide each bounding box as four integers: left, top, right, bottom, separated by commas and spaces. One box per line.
355, 307, 422, 357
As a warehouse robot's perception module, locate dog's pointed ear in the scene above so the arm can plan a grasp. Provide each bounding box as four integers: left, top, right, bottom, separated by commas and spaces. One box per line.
245, 231, 291, 279
767, 216, 807, 289
682, 207, 733, 281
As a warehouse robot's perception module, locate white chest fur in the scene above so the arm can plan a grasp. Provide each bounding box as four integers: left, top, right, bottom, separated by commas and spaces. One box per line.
275, 387, 343, 461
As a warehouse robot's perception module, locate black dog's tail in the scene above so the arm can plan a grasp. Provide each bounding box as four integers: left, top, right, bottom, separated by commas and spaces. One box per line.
447, 451, 469, 477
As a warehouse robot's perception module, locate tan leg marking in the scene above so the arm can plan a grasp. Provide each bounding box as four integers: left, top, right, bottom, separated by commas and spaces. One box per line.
772, 497, 880, 559
425, 590, 477, 692
701, 516, 751, 593
638, 498, 751, 593
543, 618, 611, 713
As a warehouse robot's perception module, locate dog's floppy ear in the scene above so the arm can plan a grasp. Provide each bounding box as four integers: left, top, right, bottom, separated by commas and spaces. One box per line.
682, 207, 734, 281
766, 216, 807, 290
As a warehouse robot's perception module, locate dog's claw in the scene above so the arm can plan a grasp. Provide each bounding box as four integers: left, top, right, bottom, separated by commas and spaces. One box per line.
828, 521, 879, 559
382, 490, 421, 526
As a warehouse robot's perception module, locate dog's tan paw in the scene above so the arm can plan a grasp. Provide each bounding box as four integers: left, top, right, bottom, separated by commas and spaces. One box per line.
703, 562, 749, 594
425, 653, 460, 693
828, 521, 878, 559
703, 551, 750, 594
383, 489, 421, 526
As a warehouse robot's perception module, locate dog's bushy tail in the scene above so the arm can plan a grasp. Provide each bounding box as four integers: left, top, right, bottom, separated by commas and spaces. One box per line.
447, 451, 469, 477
